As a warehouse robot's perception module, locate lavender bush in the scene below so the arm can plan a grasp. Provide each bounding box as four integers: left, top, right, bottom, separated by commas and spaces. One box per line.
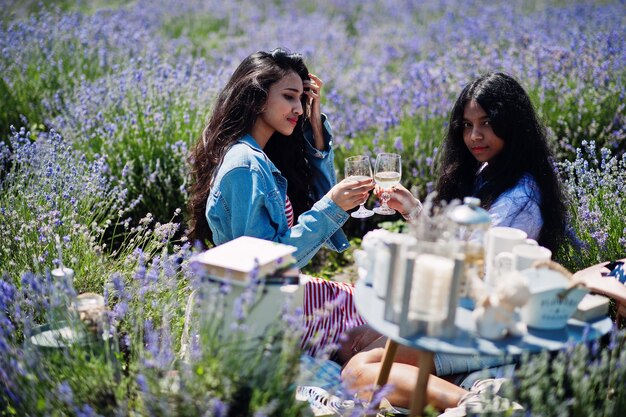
0, 244, 310, 416
499, 328, 626, 416
5, 0, 623, 231
2, 0, 626, 415
53, 56, 220, 225
0, 247, 124, 416
0, 5, 163, 140
0, 126, 132, 290
556, 141, 626, 271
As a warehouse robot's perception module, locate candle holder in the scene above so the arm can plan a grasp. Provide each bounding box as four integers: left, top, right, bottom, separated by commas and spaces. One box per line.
382, 233, 417, 324
397, 239, 458, 337
51, 267, 74, 282
395, 195, 466, 338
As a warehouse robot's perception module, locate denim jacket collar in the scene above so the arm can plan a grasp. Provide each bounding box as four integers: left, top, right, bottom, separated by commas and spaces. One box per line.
238, 133, 263, 152
237, 133, 282, 176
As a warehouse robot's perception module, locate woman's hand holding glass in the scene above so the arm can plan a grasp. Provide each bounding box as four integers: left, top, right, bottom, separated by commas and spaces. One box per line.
373, 153, 402, 215
344, 156, 375, 218
374, 183, 421, 219
326, 176, 374, 212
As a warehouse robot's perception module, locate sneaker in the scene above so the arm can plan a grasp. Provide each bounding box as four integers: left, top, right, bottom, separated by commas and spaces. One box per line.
438, 378, 523, 417
295, 386, 355, 416
295, 386, 407, 416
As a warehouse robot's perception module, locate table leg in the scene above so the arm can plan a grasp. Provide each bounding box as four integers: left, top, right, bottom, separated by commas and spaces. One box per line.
371, 338, 399, 408
410, 350, 435, 417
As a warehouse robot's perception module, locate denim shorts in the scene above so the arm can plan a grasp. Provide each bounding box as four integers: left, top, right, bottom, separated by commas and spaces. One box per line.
433, 352, 516, 376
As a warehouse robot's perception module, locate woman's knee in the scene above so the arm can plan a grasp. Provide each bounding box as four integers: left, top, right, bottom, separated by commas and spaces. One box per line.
341, 347, 385, 382
331, 324, 385, 366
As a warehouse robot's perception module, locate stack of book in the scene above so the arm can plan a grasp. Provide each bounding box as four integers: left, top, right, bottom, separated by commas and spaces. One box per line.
190, 236, 297, 285
571, 294, 610, 321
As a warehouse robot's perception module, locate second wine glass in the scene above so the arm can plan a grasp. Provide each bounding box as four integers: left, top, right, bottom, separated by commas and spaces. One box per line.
373, 152, 401, 215
344, 155, 375, 218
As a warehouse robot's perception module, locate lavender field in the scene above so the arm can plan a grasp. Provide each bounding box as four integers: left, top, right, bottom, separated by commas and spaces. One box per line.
1, 0, 625, 416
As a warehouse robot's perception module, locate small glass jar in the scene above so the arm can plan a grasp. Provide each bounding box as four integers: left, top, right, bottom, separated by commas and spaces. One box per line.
448, 197, 491, 301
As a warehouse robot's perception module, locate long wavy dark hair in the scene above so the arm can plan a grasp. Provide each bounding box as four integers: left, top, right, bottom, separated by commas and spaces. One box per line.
188, 48, 313, 246
435, 72, 566, 251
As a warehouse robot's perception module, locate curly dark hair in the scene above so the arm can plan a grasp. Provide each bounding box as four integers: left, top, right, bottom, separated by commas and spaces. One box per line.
436, 72, 566, 251
188, 48, 313, 246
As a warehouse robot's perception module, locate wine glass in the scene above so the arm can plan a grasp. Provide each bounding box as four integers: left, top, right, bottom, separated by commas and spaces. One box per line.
373, 153, 401, 215
344, 156, 375, 218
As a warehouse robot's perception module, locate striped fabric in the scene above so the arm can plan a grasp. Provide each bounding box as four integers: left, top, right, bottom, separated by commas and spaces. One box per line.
301, 276, 367, 357
285, 196, 295, 228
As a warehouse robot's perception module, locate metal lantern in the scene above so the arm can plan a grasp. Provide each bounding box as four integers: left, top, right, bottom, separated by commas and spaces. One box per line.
382, 233, 417, 324
397, 238, 461, 338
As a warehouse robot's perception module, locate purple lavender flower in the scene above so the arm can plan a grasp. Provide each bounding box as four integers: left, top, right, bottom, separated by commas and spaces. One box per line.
210, 398, 229, 417
75, 404, 97, 417
136, 374, 149, 393
56, 381, 74, 406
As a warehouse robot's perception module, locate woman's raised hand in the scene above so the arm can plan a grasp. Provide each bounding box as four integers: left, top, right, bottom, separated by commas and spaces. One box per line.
374, 183, 420, 217
327, 178, 375, 212
304, 73, 323, 120
304, 73, 325, 151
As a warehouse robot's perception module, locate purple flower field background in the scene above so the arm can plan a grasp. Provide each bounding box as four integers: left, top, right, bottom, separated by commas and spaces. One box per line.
1, 1, 625, 416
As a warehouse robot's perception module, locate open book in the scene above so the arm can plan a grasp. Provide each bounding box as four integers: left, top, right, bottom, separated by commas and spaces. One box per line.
190, 236, 297, 284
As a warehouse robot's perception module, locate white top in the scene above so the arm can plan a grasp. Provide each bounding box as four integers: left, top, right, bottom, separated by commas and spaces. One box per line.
488, 173, 543, 240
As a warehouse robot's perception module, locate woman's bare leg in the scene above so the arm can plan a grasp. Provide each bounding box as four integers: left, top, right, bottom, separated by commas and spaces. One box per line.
334, 324, 444, 369
341, 346, 466, 411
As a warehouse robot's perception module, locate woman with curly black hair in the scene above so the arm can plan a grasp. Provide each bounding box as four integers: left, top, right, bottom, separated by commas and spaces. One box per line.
346, 72, 567, 414
383, 71, 566, 252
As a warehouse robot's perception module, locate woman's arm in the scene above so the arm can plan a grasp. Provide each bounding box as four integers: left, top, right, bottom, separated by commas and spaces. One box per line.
301, 73, 357, 254
303, 114, 336, 199
212, 167, 370, 268
303, 72, 336, 200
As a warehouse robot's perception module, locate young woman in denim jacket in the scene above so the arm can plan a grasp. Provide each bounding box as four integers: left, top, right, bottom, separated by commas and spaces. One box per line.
340, 73, 567, 414
188, 49, 372, 266
188, 49, 373, 356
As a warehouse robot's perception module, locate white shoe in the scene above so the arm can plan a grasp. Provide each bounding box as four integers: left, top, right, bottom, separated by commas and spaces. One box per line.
438, 378, 523, 416
295, 386, 355, 416
295, 386, 407, 416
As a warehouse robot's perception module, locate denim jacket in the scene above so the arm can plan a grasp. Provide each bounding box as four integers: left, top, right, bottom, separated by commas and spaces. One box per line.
206, 117, 350, 268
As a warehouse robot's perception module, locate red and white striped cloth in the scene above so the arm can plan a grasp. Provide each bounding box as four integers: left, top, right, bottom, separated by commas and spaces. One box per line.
283, 197, 363, 355
300, 276, 367, 357
285, 196, 295, 228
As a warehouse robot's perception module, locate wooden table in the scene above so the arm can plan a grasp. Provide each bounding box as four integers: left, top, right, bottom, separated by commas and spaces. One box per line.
353, 280, 613, 417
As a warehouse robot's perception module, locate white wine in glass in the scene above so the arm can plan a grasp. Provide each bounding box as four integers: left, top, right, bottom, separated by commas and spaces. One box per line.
373, 153, 401, 215
344, 155, 374, 219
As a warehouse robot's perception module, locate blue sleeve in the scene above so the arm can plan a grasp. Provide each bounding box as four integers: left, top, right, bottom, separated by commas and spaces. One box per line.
302, 114, 351, 253
303, 114, 337, 200
217, 167, 349, 268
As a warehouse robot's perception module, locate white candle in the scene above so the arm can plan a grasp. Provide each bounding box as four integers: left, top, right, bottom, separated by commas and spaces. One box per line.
408, 254, 455, 322
373, 245, 390, 299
